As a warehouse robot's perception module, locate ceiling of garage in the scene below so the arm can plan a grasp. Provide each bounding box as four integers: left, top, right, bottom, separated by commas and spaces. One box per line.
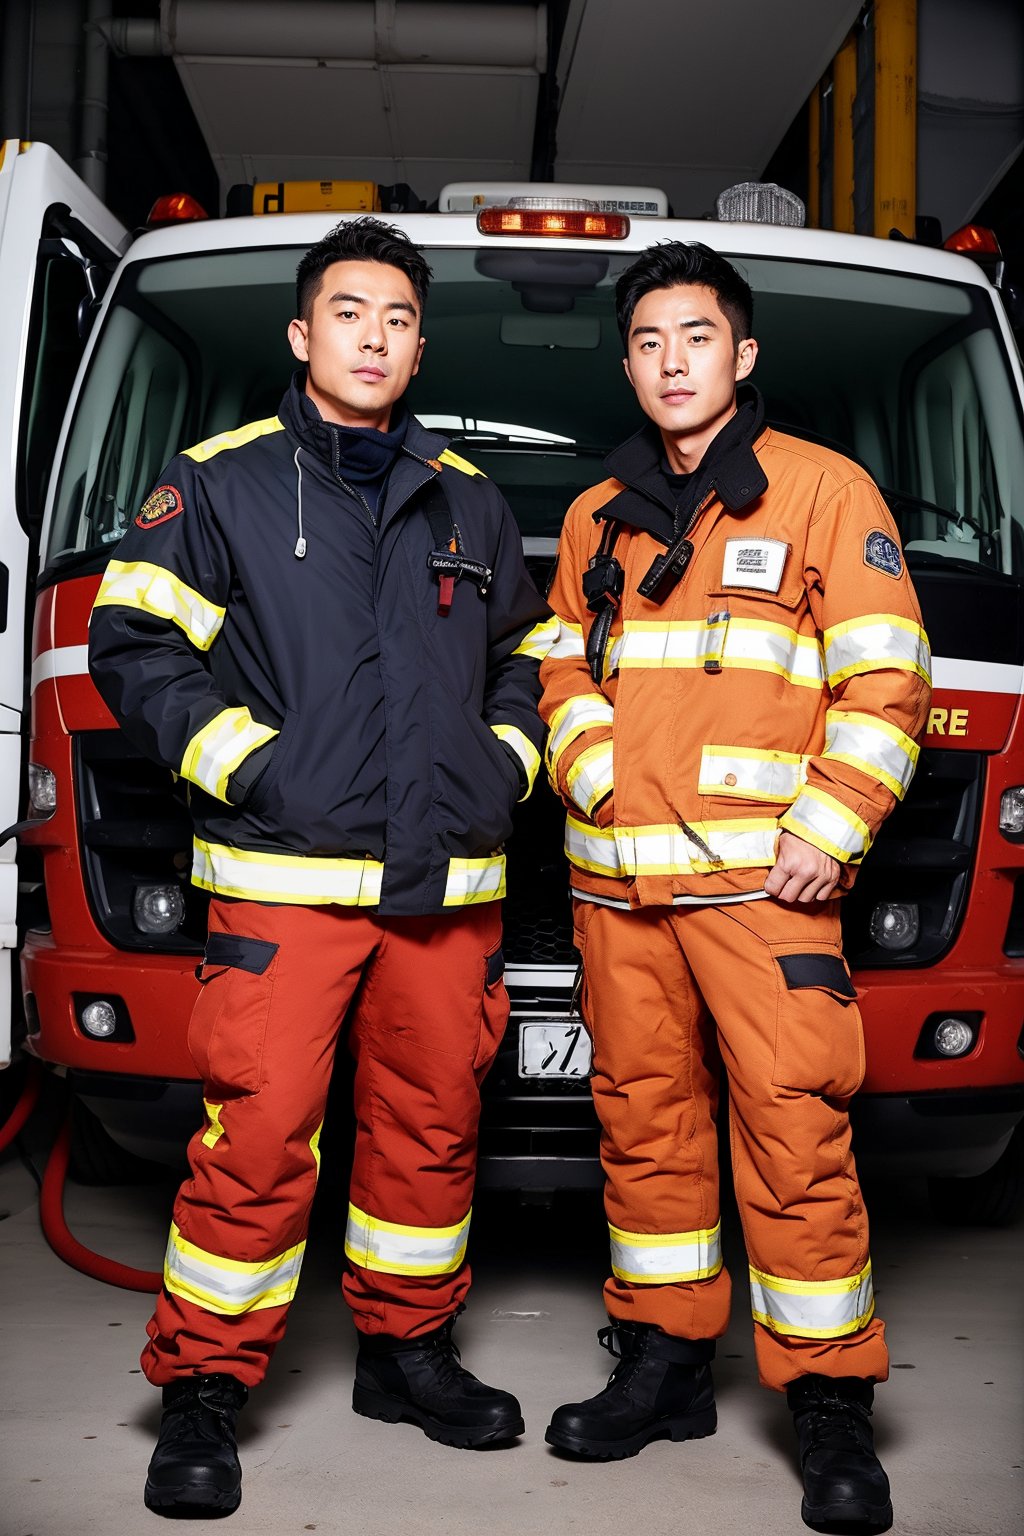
160, 0, 863, 212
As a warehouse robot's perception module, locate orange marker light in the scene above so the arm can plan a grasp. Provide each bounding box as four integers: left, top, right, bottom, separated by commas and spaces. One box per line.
944, 224, 1001, 257
477, 207, 629, 240
147, 194, 209, 226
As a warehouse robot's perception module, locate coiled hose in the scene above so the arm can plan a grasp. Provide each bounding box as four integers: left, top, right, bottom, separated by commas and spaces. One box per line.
2, 1060, 161, 1292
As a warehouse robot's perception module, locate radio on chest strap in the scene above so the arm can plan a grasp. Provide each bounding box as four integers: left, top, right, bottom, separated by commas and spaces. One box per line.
421, 480, 493, 616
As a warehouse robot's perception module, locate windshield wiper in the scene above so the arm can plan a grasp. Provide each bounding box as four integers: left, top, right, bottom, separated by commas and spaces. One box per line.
447, 431, 608, 456
879, 485, 985, 540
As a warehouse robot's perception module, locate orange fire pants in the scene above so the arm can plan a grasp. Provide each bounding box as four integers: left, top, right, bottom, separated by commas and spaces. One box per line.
142, 897, 508, 1387
573, 896, 889, 1392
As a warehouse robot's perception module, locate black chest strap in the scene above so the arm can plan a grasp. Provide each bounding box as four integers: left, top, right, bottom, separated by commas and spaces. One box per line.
421, 480, 492, 616
583, 516, 624, 683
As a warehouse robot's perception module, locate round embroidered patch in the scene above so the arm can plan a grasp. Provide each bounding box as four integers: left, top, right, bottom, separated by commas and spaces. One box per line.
135, 484, 183, 530
863, 528, 903, 578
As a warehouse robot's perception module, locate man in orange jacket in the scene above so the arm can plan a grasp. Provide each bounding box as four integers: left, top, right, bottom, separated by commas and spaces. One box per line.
539, 241, 930, 1532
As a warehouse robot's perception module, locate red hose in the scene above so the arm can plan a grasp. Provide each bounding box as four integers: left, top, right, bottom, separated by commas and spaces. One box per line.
40, 1110, 162, 1293
0, 1058, 41, 1154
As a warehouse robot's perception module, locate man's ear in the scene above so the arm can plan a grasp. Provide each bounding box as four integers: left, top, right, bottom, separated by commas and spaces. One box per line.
735, 336, 758, 381
411, 333, 426, 377
622, 355, 636, 391
288, 318, 309, 363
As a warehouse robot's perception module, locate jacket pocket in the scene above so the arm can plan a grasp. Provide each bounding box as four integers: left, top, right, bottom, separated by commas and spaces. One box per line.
769, 947, 864, 1099
188, 935, 280, 1097
245, 707, 299, 818
697, 744, 804, 805
436, 692, 519, 857
706, 538, 803, 611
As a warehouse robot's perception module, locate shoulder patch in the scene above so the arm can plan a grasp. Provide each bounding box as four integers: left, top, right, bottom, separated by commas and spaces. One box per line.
863, 528, 903, 579
438, 448, 487, 479
135, 485, 183, 530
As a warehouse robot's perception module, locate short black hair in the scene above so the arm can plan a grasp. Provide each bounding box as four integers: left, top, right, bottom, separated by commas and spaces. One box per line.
615, 242, 753, 351
295, 216, 432, 323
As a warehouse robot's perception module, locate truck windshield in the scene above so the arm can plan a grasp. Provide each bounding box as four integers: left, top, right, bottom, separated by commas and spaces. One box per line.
46, 245, 1024, 575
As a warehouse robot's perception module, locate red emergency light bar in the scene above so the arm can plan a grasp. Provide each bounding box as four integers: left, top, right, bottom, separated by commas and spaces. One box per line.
147, 193, 209, 226
944, 224, 1001, 257
477, 207, 629, 240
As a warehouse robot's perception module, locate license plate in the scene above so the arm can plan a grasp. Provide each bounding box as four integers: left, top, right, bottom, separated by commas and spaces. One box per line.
518, 1020, 592, 1080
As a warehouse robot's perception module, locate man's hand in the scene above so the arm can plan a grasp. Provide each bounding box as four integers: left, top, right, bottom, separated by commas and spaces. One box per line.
764, 831, 840, 903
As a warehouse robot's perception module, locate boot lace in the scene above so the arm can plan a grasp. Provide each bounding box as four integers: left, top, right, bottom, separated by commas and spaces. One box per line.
799, 1397, 874, 1459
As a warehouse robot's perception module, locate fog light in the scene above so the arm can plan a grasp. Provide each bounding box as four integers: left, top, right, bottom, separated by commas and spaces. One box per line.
80, 1000, 117, 1038
999, 786, 1024, 836
933, 1017, 976, 1057
132, 883, 185, 935
869, 901, 920, 950
27, 763, 57, 813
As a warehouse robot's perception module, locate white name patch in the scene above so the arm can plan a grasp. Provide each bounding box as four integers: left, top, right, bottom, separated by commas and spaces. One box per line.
721, 537, 788, 593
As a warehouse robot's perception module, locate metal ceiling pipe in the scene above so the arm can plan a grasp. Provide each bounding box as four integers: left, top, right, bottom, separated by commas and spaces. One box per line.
158, 0, 547, 70
77, 0, 110, 197
94, 17, 166, 56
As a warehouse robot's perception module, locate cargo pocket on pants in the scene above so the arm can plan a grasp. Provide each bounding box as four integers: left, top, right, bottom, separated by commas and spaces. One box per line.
473, 942, 510, 1079
187, 932, 280, 1097
769, 949, 865, 1098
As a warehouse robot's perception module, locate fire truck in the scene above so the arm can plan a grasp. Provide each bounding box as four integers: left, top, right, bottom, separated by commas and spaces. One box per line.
2, 139, 1023, 1220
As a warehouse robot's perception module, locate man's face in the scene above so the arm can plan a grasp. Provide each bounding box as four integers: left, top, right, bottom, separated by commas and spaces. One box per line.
623, 283, 757, 465
288, 258, 425, 430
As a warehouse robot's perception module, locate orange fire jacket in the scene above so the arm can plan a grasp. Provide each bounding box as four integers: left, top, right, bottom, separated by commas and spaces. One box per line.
540, 424, 932, 908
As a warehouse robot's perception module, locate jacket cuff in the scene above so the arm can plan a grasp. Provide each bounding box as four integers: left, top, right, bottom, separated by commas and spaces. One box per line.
227, 738, 276, 805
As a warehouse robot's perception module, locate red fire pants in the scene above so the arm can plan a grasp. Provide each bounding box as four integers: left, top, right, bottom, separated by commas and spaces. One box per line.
574, 896, 889, 1392
142, 897, 508, 1387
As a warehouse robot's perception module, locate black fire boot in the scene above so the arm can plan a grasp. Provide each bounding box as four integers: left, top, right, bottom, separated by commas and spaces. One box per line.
352, 1313, 524, 1448
545, 1322, 717, 1460
144, 1373, 248, 1517
788, 1374, 893, 1533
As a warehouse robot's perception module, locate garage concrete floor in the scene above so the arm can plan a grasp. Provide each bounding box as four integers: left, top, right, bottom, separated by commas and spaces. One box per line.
1, 1120, 1021, 1536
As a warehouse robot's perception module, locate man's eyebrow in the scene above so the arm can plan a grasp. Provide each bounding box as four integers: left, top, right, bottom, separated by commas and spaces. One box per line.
630, 316, 718, 339
326, 291, 417, 316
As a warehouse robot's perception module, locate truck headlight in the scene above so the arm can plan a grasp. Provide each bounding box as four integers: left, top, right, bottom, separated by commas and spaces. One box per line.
999, 786, 1024, 837
80, 1000, 117, 1038
132, 883, 185, 935
28, 763, 57, 813
869, 901, 920, 951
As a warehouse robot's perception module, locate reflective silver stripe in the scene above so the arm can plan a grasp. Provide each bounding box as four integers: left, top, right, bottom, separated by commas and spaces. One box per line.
513, 616, 560, 659
823, 710, 919, 799
611, 618, 824, 687
442, 855, 506, 906
164, 1223, 304, 1315
546, 619, 586, 660
92, 560, 225, 651
824, 614, 931, 686
780, 785, 871, 862
490, 723, 541, 796
566, 742, 614, 817
565, 815, 779, 877
609, 1220, 723, 1283
180, 709, 278, 802
749, 1260, 875, 1339
697, 745, 804, 802
344, 1202, 470, 1276
546, 693, 615, 769
193, 839, 384, 905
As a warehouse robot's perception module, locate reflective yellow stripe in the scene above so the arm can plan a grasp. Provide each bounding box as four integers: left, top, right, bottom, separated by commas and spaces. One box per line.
609, 1220, 723, 1283
546, 619, 586, 661
780, 784, 871, 862
201, 1101, 224, 1150
566, 740, 614, 817
546, 693, 615, 771
611, 618, 825, 687
697, 744, 805, 802
310, 1120, 323, 1177
344, 1202, 471, 1276
164, 1223, 304, 1315
565, 815, 779, 878
180, 709, 278, 802
92, 560, 225, 651
823, 710, 919, 800
824, 613, 931, 686
490, 723, 541, 798
182, 415, 284, 462
512, 616, 559, 660
442, 855, 506, 906
192, 839, 384, 905
749, 1259, 874, 1339
438, 448, 485, 478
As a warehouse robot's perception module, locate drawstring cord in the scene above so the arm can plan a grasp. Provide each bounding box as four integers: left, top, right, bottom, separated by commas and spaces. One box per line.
293, 448, 307, 558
